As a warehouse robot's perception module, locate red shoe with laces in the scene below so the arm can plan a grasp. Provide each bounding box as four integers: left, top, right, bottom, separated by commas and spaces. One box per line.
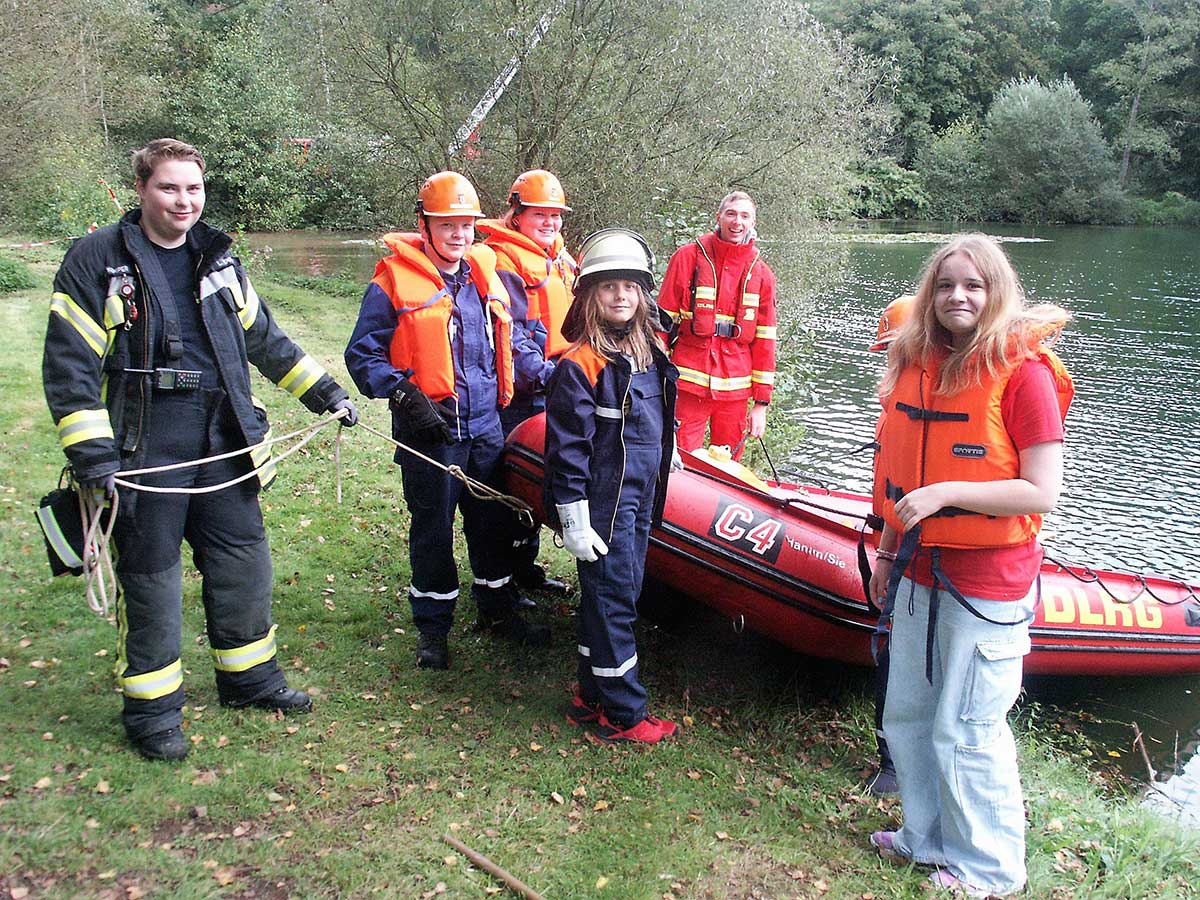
592, 712, 678, 744
565, 690, 602, 727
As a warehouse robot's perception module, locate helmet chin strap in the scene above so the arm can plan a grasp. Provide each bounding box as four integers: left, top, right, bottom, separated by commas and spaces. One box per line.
421, 215, 461, 269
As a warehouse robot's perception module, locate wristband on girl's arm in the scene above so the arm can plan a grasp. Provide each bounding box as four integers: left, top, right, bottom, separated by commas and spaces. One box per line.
875, 547, 898, 561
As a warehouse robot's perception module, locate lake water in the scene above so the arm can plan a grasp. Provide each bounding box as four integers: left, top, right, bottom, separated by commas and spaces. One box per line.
250, 223, 1200, 823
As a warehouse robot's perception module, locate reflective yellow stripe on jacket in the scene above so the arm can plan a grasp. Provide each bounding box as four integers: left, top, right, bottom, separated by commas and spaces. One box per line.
675, 365, 753, 392
277, 355, 328, 400
57, 408, 114, 449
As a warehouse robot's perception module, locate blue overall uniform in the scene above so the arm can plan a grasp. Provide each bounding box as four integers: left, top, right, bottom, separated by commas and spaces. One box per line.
544, 343, 677, 726
345, 261, 545, 634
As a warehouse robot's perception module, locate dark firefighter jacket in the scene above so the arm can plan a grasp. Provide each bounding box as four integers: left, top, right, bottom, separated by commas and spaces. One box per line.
43, 209, 347, 487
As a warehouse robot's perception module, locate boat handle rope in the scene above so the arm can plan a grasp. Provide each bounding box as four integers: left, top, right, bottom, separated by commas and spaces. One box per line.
76, 408, 533, 619
686, 461, 1199, 607
1042, 552, 1199, 607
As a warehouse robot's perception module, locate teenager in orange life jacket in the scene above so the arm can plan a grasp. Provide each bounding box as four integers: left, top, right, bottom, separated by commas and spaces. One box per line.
477, 170, 576, 594
656, 191, 778, 459
344, 171, 554, 671
867, 235, 1071, 898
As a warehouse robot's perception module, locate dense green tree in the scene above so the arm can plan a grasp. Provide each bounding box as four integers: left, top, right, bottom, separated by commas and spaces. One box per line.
983, 76, 1126, 222
323, 0, 888, 236
916, 117, 989, 221
1057, 0, 1200, 197
163, 20, 309, 229
808, 0, 1056, 164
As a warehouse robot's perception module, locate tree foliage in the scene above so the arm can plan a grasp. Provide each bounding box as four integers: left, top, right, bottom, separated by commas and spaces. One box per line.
916, 117, 989, 221
983, 76, 1125, 222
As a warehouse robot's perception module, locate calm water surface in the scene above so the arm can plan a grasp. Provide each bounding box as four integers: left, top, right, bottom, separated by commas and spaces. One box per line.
251, 224, 1200, 823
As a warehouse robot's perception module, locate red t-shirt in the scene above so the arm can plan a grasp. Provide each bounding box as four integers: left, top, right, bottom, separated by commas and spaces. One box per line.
909, 358, 1065, 601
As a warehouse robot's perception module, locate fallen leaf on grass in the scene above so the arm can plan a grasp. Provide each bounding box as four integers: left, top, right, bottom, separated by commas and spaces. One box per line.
213, 867, 237, 886
529, 742, 543, 752
95, 780, 111, 794
595, 876, 609, 889
334, 764, 349, 773
34, 776, 52, 789
593, 800, 609, 811
550, 792, 564, 805
715, 831, 729, 841
686, 771, 701, 780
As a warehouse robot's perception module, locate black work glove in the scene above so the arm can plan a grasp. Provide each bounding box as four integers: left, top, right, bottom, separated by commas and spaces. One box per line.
82, 473, 117, 500
389, 383, 453, 445
328, 398, 359, 426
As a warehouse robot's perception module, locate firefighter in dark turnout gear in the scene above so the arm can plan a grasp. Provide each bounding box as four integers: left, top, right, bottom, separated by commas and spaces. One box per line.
42, 139, 357, 761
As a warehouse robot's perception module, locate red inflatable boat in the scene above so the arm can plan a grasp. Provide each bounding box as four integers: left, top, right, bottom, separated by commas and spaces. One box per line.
504, 414, 1200, 676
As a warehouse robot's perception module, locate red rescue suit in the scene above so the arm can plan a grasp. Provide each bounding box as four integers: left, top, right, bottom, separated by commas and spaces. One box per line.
477, 220, 577, 359
657, 231, 777, 404
370, 233, 515, 407
875, 344, 1073, 549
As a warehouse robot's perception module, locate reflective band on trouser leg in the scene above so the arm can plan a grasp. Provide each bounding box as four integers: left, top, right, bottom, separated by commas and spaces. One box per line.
578, 644, 639, 678
119, 659, 184, 699
210, 624, 278, 672
277, 354, 327, 399
57, 408, 114, 449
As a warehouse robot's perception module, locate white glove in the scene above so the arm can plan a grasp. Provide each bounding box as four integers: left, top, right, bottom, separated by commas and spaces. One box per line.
669, 436, 683, 473
556, 500, 609, 562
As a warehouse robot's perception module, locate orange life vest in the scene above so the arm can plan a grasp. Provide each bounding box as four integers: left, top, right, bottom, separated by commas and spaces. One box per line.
478, 219, 576, 358
687, 231, 764, 344
875, 343, 1073, 549
371, 233, 514, 407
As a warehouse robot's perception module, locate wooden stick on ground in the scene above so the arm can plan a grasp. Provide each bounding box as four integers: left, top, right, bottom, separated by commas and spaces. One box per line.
1132, 721, 1157, 782
440, 833, 549, 900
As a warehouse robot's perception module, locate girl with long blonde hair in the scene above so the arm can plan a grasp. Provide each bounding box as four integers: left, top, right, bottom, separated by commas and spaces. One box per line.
867, 233, 1073, 898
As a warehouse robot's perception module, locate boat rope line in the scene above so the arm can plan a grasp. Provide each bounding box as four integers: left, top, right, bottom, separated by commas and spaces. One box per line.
75, 409, 534, 618
116, 409, 351, 493
353, 420, 534, 529
681, 459, 1200, 609
1042, 552, 1199, 607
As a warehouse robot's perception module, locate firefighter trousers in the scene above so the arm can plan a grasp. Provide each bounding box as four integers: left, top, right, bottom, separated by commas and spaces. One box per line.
114, 391, 285, 740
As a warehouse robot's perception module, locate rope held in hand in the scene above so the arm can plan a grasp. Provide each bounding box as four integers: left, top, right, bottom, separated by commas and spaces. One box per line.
76, 408, 534, 618
354, 419, 534, 529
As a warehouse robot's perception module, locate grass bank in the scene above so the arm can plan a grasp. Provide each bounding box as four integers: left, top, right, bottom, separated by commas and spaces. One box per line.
1, 242, 1196, 899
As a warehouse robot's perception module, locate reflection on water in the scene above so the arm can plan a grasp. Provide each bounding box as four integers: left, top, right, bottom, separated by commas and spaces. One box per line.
254, 225, 1200, 825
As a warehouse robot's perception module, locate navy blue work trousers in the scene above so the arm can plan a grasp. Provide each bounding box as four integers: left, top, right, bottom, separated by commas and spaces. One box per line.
398, 421, 515, 635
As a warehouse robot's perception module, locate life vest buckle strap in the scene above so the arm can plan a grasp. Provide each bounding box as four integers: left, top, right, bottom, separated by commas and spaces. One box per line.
895, 401, 969, 423
713, 320, 742, 339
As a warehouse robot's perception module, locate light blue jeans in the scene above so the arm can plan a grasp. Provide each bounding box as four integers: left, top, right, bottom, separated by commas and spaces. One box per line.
883, 575, 1034, 896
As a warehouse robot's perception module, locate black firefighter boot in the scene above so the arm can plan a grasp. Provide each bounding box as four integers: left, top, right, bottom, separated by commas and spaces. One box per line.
416, 632, 450, 670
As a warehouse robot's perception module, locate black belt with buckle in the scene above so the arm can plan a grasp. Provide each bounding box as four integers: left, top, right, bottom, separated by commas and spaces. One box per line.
124, 367, 203, 391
